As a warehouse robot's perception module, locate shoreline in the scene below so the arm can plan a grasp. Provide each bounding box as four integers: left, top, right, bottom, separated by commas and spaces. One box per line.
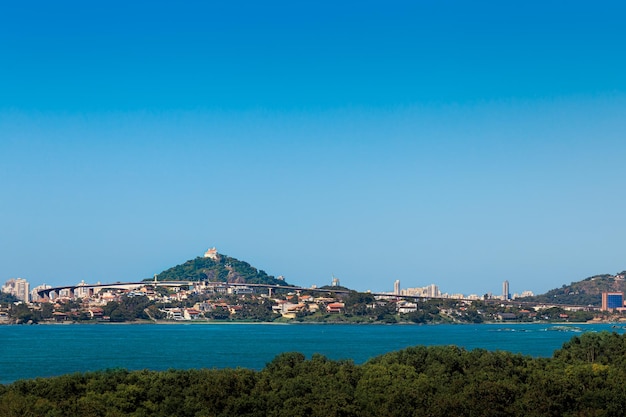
6, 319, 618, 326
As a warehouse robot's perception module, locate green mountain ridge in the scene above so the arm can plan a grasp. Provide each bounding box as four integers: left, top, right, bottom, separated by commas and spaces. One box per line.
154, 252, 289, 287
521, 271, 626, 306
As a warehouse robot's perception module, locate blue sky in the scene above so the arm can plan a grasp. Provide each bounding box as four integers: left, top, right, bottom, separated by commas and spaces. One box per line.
1, 1, 625, 295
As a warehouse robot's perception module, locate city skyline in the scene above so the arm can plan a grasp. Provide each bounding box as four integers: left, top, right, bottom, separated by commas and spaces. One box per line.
3, 272, 535, 304
2, 1, 626, 296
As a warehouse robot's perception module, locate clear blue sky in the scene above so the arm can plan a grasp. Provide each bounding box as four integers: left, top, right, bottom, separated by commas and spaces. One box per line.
1, 1, 625, 296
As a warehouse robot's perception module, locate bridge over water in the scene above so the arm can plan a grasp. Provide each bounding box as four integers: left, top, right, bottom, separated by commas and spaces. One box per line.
37, 280, 198, 299
36, 280, 350, 300
36, 281, 594, 311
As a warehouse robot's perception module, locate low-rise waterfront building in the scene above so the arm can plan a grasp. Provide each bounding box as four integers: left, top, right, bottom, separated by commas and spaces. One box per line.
88, 308, 104, 320
326, 302, 345, 313
497, 312, 517, 321
163, 308, 184, 320
184, 308, 202, 320
397, 301, 418, 314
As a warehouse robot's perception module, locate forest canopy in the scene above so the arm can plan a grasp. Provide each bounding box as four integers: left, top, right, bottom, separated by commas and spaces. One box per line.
3, 331, 626, 417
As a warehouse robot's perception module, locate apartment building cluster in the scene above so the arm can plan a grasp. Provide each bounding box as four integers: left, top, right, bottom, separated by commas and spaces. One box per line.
390, 279, 534, 301
2, 278, 30, 302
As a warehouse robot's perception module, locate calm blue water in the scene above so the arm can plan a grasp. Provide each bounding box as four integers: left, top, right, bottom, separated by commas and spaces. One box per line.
1, 323, 624, 384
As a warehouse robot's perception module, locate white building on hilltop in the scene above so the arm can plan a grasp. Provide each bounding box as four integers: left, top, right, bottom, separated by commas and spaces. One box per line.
204, 247, 218, 260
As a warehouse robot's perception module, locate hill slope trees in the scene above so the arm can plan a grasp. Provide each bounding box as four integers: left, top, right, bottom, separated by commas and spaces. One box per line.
521, 272, 626, 306
153, 253, 289, 286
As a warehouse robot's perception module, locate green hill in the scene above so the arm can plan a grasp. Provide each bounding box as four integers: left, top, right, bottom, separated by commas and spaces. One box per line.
521, 271, 626, 306
153, 251, 289, 286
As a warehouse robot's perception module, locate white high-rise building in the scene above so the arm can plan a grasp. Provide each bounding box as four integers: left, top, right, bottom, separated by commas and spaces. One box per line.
74, 280, 91, 299
2, 278, 30, 302
402, 284, 441, 298
426, 284, 440, 298
31, 284, 52, 302
394, 280, 400, 295
503, 280, 510, 300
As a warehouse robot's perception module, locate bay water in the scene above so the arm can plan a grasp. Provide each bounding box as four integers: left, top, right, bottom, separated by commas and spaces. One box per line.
1, 322, 624, 384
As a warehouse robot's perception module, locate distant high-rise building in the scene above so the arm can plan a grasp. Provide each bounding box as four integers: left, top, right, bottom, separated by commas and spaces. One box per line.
2, 278, 30, 302
74, 280, 91, 299
602, 292, 624, 311
394, 280, 400, 295
331, 276, 340, 287
402, 284, 441, 298
31, 284, 52, 302
426, 284, 440, 298
502, 280, 510, 300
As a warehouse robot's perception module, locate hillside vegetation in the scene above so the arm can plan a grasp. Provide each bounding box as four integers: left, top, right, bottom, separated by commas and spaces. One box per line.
153, 253, 289, 286
521, 271, 626, 306
3, 332, 626, 416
